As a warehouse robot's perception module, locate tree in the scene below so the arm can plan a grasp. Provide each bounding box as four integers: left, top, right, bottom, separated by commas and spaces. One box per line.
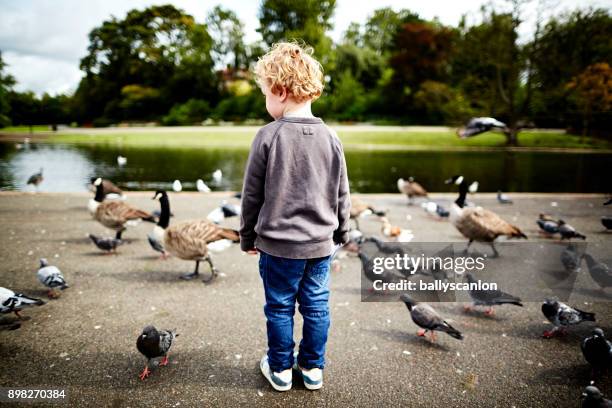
0, 52, 15, 127
363, 7, 420, 55
257, 0, 336, 64
566, 63, 612, 138
206, 6, 247, 70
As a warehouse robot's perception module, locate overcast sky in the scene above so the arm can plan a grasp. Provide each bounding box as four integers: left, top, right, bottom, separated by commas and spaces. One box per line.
1, 0, 609, 95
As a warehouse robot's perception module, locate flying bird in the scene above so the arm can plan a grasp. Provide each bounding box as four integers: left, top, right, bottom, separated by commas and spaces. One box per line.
136, 325, 178, 380
464, 273, 523, 315
400, 294, 463, 342
457, 117, 508, 138
37, 259, 69, 298
88, 234, 123, 253
541, 298, 595, 338
0, 287, 44, 319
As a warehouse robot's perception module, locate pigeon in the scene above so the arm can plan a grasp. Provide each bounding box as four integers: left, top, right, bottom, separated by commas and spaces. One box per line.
560, 243, 583, 274
421, 201, 450, 218
583, 254, 612, 291
212, 169, 222, 184
582, 385, 612, 408
117, 155, 127, 166
457, 117, 508, 138
581, 328, 612, 374
89, 234, 123, 253
497, 190, 513, 204
468, 181, 479, 194
541, 298, 596, 338
27, 168, 44, 188
464, 273, 523, 315
136, 325, 178, 380
602, 216, 612, 231
197, 179, 211, 193
537, 214, 559, 236
558, 220, 586, 240
37, 258, 69, 298
400, 294, 463, 342
206, 201, 241, 224
0, 287, 44, 319
172, 180, 182, 192
358, 251, 401, 287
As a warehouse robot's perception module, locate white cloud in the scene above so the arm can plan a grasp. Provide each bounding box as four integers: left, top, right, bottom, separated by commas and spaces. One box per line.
0, 0, 609, 95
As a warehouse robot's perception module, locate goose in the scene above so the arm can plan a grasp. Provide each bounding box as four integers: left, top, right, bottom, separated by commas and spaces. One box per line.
445, 175, 526, 257
457, 117, 508, 138
149, 190, 171, 259
37, 258, 69, 298
497, 190, 513, 204
197, 179, 211, 193
397, 177, 428, 204
90, 178, 156, 239
350, 197, 386, 230
164, 219, 240, 282
27, 168, 43, 189
89, 177, 123, 198
0, 287, 44, 319
536, 214, 559, 236
212, 169, 222, 184
117, 155, 127, 166
558, 220, 586, 240
172, 180, 182, 192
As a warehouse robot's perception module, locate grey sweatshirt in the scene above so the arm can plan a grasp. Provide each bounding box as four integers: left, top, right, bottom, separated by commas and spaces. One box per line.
239, 116, 351, 259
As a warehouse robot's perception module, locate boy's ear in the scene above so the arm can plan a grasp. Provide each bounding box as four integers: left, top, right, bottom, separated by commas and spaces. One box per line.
278, 86, 288, 102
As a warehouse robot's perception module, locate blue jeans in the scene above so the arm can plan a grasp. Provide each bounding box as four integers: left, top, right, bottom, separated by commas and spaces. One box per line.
258, 250, 331, 372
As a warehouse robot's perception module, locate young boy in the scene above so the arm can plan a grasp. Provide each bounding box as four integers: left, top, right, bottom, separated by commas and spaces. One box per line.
240, 42, 351, 392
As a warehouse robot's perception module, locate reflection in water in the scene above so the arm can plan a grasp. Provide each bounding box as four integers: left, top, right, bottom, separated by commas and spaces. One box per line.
0, 142, 610, 193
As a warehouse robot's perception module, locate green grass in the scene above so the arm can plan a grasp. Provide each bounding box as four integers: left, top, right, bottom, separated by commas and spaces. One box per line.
1, 125, 51, 132
11, 127, 612, 150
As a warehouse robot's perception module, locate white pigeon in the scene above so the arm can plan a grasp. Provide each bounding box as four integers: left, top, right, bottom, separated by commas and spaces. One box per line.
197, 179, 211, 193
468, 181, 479, 194
172, 180, 182, 192
212, 169, 222, 184
37, 258, 69, 298
0, 287, 44, 317
117, 155, 127, 166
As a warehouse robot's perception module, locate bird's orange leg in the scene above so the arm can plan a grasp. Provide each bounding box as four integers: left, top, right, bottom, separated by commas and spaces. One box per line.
416, 329, 427, 337
484, 307, 495, 316
159, 355, 169, 367
139, 365, 151, 380
463, 305, 474, 313
542, 327, 559, 339
47, 290, 59, 299
429, 331, 437, 342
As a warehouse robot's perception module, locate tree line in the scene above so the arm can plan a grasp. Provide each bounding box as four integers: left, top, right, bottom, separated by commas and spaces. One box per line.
0, 1, 610, 140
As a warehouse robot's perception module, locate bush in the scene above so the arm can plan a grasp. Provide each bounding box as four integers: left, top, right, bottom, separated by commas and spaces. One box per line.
162, 99, 211, 125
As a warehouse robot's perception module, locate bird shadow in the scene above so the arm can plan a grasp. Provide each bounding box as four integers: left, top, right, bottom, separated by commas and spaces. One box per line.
109, 269, 192, 284
362, 328, 451, 352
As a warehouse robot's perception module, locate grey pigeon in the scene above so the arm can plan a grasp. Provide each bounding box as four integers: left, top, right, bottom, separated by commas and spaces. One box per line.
541, 298, 595, 338
582, 385, 612, 408
558, 220, 586, 240
581, 328, 612, 374
464, 273, 523, 315
497, 190, 513, 204
561, 243, 583, 274
537, 214, 559, 235
136, 325, 178, 380
89, 234, 123, 253
584, 254, 612, 290
400, 294, 463, 341
0, 286, 44, 319
37, 259, 68, 298
358, 251, 401, 287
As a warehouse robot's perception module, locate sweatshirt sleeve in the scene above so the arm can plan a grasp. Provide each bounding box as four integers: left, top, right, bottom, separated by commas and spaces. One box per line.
239, 131, 268, 251
333, 145, 351, 245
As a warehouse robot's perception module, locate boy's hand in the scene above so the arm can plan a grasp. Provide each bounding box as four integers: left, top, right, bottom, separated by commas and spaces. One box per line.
246, 248, 258, 255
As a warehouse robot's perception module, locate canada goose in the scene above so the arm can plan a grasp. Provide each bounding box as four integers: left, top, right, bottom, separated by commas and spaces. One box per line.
89, 177, 123, 197
457, 117, 508, 138
172, 180, 182, 192
0, 286, 44, 319
558, 220, 586, 240
197, 179, 211, 193
149, 190, 171, 259
445, 175, 526, 257
468, 181, 479, 194
164, 219, 239, 282
397, 177, 428, 204
90, 178, 156, 239
27, 168, 43, 189
117, 155, 127, 166
350, 197, 386, 230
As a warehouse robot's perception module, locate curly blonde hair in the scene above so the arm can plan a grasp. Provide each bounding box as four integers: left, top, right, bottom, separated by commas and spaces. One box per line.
254, 41, 324, 102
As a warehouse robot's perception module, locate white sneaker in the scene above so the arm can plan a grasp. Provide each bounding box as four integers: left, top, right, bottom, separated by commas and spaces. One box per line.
260, 355, 292, 392
293, 351, 323, 390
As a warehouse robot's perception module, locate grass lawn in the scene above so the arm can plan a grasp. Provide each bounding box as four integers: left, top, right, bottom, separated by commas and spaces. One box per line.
3, 126, 611, 150
1, 125, 51, 132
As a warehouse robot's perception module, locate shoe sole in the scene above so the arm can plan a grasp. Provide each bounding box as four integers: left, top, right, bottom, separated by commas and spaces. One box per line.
260, 359, 291, 392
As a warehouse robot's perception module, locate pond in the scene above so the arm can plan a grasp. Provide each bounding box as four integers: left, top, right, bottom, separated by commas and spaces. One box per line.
0, 142, 610, 193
